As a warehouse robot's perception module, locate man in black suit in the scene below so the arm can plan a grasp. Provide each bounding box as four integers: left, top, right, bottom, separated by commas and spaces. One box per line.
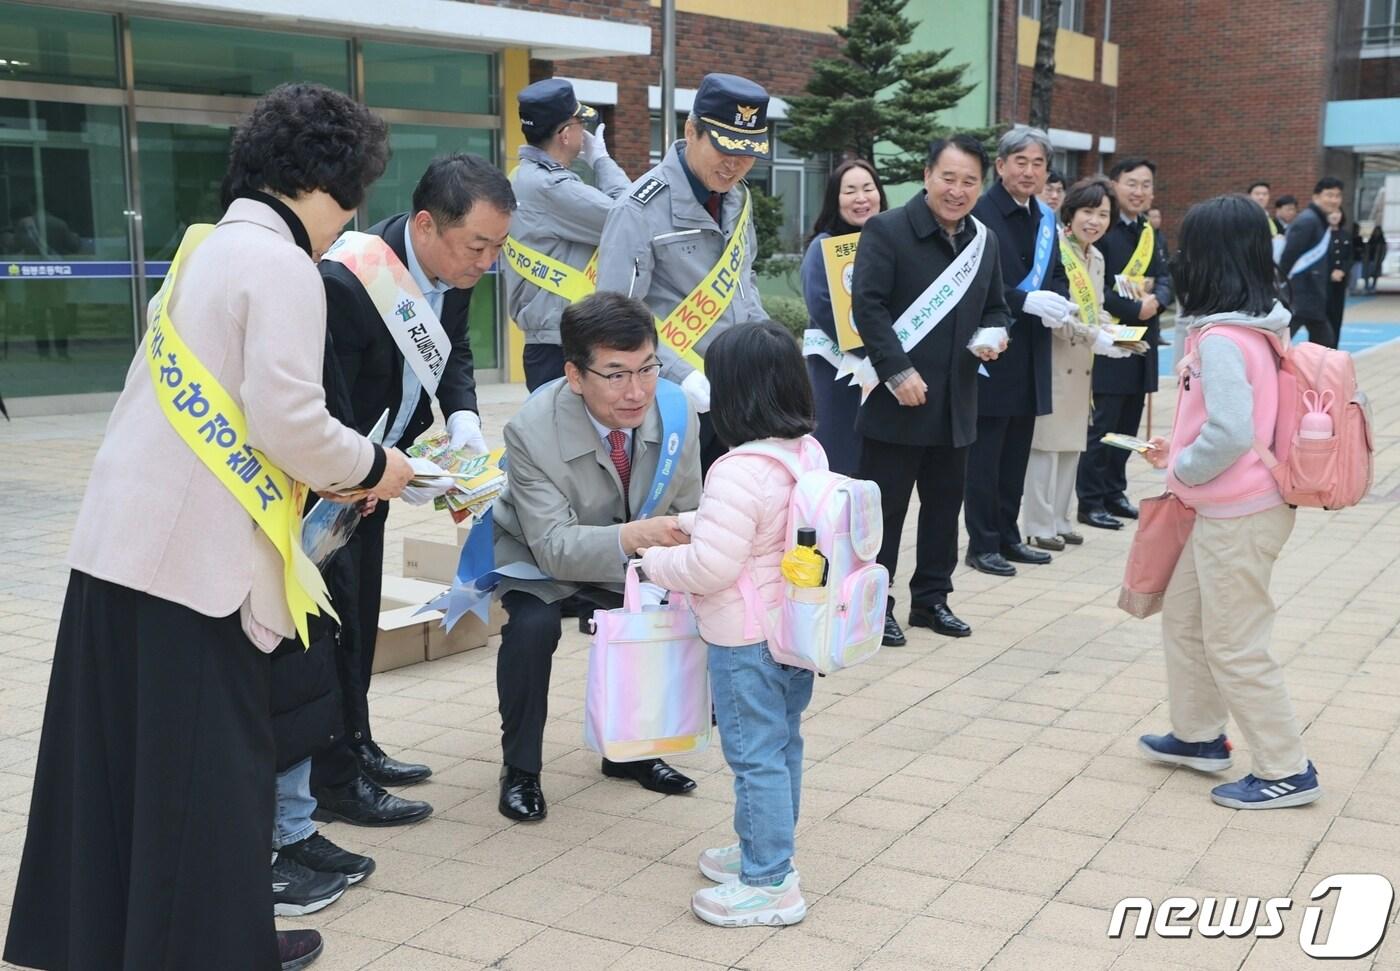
853, 134, 1012, 645
1278, 177, 1345, 348
1077, 156, 1172, 529
966, 126, 1071, 578
311, 155, 515, 826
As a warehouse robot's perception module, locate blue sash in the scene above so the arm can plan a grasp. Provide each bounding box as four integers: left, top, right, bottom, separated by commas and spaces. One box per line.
428, 378, 690, 630
1016, 199, 1057, 292
1287, 228, 1331, 279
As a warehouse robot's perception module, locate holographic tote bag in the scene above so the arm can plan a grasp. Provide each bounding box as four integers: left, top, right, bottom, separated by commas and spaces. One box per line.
583, 562, 712, 763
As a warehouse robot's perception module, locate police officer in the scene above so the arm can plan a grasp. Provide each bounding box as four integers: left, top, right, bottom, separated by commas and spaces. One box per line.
505, 78, 633, 390
596, 72, 769, 470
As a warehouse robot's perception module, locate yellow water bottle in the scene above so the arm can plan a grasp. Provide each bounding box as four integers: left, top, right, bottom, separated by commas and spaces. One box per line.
781, 527, 828, 588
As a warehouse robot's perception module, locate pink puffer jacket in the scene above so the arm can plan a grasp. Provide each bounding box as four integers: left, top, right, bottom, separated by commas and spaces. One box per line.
640, 437, 803, 647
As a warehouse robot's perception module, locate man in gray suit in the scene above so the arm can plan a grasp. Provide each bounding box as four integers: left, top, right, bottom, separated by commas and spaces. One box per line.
493, 292, 703, 821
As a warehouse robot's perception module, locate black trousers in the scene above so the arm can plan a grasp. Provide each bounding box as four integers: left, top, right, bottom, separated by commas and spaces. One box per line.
1327, 281, 1347, 346
963, 413, 1036, 556
1289, 314, 1337, 349
6, 572, 278, 971
312, 500, 388, 790
858, 439, 968, 609
523, 342, 566, 392
499, 585, 623, 774
1078, 392, 1146, 512
808, 356, 863, 477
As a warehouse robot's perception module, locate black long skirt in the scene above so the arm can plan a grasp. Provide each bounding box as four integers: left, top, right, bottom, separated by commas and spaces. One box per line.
808, 355, 863, 477
4, 571, 278, 971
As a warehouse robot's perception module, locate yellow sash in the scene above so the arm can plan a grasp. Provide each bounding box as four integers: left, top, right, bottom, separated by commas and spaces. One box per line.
502, 237, 600, 304
1059, 233, 1099, 325
1109, 222, 1156, 323
654, 189, 752, 373
145, 224, 337, 646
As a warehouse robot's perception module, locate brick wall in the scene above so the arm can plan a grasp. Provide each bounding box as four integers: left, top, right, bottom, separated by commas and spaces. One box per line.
1113, 0, 1336, 234
504, 4, 842, 177
1359, 56, 1400, 100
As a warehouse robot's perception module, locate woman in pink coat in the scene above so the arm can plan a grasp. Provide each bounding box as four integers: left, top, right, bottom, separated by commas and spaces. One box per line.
642, 320, 818, 929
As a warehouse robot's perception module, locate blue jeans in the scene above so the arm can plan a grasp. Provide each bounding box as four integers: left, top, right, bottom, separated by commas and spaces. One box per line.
708, 641, 814, 886
273, 757, 317, 850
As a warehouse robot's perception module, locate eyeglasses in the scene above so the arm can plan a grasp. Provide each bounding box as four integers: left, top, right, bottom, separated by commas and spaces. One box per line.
585, 362, 663, 387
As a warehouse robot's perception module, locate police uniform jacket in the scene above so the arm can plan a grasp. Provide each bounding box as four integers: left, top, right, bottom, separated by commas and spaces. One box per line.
504, 144, 631, 347
1094, 214, 1171, 396
852, 192, 1012, 449
595, 140, 765, 382
970, 181, 1067, 418
491, 380, 702, 605
1279, 204, 1330, 323
320, 213, 478, 447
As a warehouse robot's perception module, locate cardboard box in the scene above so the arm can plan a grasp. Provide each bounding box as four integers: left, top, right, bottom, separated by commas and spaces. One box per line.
403, 537, 461, 585
373, 605, 429, 674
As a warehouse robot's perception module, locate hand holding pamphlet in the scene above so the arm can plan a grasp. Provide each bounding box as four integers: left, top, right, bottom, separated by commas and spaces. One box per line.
1101, 433, 1153, 453
406, 433, 508, 524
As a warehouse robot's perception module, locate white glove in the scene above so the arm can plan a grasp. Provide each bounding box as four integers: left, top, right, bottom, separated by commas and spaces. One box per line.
401, 457, 454, 506
638, 582, 667, 607
1022, 290, 1071, 322
1093, 329, 1132, 358
968, 326, 1009, 356
580, 123, 610, 168
1040, 315, 1065, 329
446, 410, 487, 454
680, 371, 711, 413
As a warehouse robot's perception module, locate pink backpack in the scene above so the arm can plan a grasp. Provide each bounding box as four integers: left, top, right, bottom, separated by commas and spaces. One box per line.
1212, 330, 1374, 509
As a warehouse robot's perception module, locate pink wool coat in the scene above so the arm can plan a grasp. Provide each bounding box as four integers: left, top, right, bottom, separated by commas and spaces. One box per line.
641, 436, 808, 646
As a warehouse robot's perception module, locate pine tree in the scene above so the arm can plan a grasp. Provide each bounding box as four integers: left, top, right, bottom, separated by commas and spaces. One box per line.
783, 0, 984, 186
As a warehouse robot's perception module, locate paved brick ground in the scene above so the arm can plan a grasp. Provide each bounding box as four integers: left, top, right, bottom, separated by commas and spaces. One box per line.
1, 304, 1399, 970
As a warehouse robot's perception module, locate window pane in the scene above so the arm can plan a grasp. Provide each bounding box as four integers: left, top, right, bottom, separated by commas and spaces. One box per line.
773, 168, 803, 253
131, 18, 348, 96
368, 124, 498, 368
804, 167, 827, 235
362, 42, 493, 115
0, 100, 134, 398
773, 125, 798, 161
138, 122, 233, 268
1020, 0, 1040, 17
0, 1, 120, 87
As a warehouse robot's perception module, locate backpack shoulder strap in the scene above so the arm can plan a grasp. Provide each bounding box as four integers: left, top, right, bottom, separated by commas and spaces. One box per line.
724, 441, 810, 481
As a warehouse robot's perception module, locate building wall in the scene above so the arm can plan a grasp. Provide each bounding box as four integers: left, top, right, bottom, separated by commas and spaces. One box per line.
905, 0, 996, 131
1114, 0, 1336, 232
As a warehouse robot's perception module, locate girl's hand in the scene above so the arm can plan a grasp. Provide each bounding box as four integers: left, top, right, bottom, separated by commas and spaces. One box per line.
1142, 436, 1169, 469
360, 496, 379, 518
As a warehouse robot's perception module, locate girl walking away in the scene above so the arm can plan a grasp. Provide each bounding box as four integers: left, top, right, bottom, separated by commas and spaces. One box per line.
642, 321, 818, 927
1137, 194, 1321, 810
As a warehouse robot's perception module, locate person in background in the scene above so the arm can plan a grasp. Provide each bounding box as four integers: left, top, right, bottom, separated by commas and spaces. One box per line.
1273, 195, 1298, 234
1350, 221, 1366, 295
4, 82, 412, 971
1137, 193, 1320, 812
1278, 176, 1344, 348
1040, 169, 1066, 213
1022, 177, 1133, 552
1365, 225, 1388, 293
799, 159, 888, 476
641, 321, 818, 929
1325, 209, 1353, 346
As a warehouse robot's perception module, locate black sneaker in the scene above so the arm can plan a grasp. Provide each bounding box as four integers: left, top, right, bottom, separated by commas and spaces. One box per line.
272, 851, 348, 917
279, 832, 376, 885
278, 929, 323, 970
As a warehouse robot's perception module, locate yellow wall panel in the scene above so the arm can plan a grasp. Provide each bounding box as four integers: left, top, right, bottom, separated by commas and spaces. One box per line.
1101, 41, 1119, 87
651, 0, 847, 32
1017, 17, 1098, 83
501, 47, 529, 384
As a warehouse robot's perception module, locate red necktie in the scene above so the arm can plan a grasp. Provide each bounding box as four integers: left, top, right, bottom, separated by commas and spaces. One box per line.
607, 429, 631, 493
705, 192, 722, 224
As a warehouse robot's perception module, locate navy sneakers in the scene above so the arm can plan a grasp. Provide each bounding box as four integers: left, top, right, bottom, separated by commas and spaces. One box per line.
1210, 761, 1322, 810
1138, 732, 1233, 772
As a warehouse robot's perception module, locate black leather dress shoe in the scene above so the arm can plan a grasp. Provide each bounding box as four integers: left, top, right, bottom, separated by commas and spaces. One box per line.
1078, 509, 1124, 530
499, 766, 547, 821
882, 609, 907, 647
965, 552, 1016, 577
312, 775, 432, 827
601, 758, 697, 795
909, 603, 972, 638
1002, 542, 1051, 565
353, 740, 432, 788
1105, 498, 1139, 519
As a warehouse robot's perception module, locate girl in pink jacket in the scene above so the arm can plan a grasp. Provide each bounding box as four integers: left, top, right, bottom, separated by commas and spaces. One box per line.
642, 321, 818, 928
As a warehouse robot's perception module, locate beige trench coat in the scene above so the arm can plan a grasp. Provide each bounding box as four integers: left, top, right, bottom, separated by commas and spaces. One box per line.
1031, 234, 1112, 453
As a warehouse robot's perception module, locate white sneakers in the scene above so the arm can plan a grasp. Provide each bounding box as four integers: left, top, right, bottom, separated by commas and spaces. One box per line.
692, 844, 807, 928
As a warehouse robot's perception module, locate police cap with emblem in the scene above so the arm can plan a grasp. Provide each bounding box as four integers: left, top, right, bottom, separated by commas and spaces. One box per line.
691, 73, 771, 160
518, 78, 599, 136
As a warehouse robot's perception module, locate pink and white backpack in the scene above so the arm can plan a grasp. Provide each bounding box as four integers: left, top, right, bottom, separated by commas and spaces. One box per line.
717, 438, 889, 675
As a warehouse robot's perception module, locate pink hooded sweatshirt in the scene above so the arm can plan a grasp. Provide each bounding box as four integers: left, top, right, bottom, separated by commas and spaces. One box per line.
640, 437, 808, 647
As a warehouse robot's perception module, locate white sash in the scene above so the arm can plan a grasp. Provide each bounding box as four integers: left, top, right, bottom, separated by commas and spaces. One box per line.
852, 218, 988, 394
323, 231, 452, 397
1286, 228, 1331, 279
802, 329, 864, 385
